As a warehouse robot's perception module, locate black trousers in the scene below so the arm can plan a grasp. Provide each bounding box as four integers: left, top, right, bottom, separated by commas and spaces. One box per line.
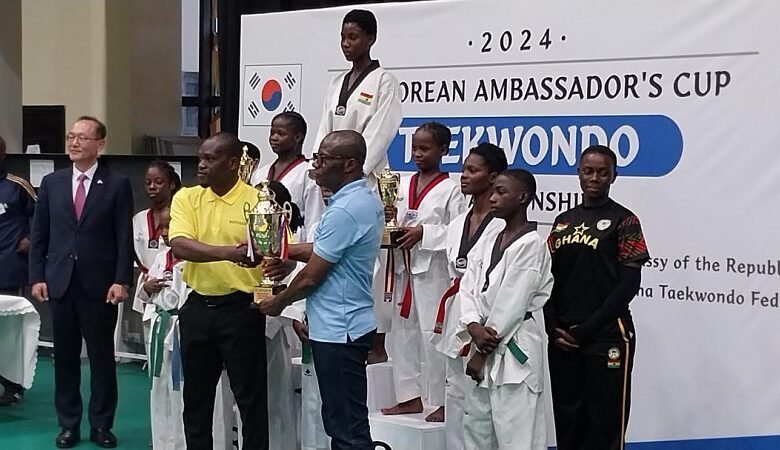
311, 330, 375, 450
49, 273, 118, 430
549, 317, 636, 450
179, 291, 268, 450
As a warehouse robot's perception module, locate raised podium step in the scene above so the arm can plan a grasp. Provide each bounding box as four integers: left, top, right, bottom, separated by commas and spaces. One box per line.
369, 409, 445, 450
367, 360, 396, 412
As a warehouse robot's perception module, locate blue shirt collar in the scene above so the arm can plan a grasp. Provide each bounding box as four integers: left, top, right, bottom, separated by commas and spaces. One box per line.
329, 178, 366, 204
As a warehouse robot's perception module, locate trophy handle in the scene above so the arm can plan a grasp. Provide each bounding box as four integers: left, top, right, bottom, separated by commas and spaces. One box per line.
281, 201, 293, 220
243, 201, 253, 221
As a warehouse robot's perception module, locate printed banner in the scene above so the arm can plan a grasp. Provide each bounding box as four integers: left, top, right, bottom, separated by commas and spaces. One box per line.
240, 1, 780, 447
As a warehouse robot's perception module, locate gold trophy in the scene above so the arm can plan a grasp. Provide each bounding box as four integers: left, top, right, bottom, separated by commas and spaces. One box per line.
238, 144, 258, 185
378, 168, 403, 248
244, 181, 292, 305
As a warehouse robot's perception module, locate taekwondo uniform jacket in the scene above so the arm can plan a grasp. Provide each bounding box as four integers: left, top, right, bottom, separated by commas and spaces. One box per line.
132, 208, 168, 318
137, 248, 187, 450
455, 227, 553, 390
393, 173, 466, 277
433, 211, 504, 358
313, 62, 402, 185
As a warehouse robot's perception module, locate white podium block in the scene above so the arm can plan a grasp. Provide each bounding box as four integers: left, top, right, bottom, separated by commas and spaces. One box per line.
369, 410, 445, 450
367, 360, 396, 412
293, 356, 395, 412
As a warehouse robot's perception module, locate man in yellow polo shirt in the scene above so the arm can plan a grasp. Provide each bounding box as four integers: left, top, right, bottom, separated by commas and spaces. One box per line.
169, 132, 268, 450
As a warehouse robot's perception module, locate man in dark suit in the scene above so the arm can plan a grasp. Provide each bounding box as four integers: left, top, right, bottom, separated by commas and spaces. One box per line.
29, 116, 134, 449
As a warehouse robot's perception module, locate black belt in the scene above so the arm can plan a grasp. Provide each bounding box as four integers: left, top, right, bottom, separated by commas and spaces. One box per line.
189, 290, 252, 308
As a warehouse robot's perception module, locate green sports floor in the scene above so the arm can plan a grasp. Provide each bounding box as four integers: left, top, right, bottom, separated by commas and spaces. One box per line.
0, 356, 150, 449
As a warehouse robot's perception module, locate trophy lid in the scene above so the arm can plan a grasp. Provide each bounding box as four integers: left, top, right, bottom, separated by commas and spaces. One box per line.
249, 180, 280, 214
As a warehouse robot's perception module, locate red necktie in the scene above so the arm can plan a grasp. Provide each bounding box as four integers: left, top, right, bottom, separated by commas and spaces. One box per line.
74, 174, 87, 220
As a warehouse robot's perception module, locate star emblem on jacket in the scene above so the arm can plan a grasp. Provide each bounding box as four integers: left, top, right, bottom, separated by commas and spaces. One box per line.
573, 223, 589, 235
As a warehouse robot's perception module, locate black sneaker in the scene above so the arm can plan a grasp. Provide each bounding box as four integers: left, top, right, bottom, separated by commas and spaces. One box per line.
0, 389, 23, 406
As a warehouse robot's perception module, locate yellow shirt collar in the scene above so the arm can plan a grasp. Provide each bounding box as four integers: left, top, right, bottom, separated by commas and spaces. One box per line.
205, 179, 247, 205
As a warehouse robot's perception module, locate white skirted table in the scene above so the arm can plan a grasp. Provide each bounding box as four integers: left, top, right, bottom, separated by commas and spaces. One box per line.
0, 295, 41, 389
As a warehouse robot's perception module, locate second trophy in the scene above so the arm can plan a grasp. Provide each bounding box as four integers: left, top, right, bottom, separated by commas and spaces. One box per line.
245, 180, 291, 305
378, 167, 404, 248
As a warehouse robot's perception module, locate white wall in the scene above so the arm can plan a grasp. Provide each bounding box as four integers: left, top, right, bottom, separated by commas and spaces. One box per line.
23, 0, 182, 154
182, 0, 200, 73
22, 0, 107, 144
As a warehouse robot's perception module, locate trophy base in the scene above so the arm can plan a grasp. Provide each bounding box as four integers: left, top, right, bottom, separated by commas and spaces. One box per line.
251, 284, 287, 308
381, 228, 404, 249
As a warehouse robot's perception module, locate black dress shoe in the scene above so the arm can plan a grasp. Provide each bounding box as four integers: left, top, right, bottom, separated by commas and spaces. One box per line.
0, 389, 23, 406
55, 428, 80, 448
90, 428, 118, 448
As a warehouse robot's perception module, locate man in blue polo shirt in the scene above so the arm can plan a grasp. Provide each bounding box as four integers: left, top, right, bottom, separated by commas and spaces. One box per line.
261, 130, 383, 449
0, 136, 36, 406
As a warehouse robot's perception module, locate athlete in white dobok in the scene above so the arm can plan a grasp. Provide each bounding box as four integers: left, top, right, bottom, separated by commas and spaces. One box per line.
382, 123, 466, 422
131, 161, 181, 355
312, 9, 402, 188
136, 207, 186, 450
247, 114, 327, 449
456, 170, 553, 449
313, 8, 402, 362
249, 112, 324, 242
432, 143, 507, 449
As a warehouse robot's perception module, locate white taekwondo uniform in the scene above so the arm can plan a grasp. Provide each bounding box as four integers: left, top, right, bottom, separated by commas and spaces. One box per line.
455, 224, 553, 449
432, 210, 504, 450
312, 60, 402, 187
388, 173, 466, 407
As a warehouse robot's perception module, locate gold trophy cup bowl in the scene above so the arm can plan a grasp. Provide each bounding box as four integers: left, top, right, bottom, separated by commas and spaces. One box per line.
378, 168, 403, 249
245, 181, 291, 305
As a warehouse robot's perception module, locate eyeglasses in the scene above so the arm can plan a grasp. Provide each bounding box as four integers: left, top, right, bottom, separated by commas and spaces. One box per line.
312, 152, 353, 164
66, 134, 102, 143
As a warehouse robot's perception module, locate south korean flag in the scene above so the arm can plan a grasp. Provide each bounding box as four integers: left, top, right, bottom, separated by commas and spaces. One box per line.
242, 64, 302, 126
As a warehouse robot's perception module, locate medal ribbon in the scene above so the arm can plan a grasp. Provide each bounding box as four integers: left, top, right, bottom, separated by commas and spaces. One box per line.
399, 249, 414, 319
280, 216, 290, 259
146, 209, 161, 244
384, 249, 395, 304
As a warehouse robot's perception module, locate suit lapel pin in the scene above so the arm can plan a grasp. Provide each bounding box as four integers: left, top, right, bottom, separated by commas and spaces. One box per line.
97, 179, 104, 184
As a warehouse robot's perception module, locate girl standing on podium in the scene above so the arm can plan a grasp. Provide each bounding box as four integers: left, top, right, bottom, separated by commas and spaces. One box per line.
249, 112, 324, 242
432, 143, 507, 449
313, 8, 403, 362
381, 122, 466, 422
